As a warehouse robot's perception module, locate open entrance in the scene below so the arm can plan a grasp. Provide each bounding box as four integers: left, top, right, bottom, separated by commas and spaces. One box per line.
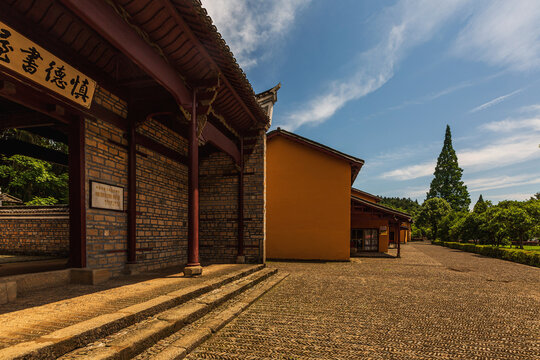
0, 95, 82, 275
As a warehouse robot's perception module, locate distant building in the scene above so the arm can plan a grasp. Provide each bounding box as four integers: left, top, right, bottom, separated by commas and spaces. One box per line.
0, 189, 23, 206
350, 188, 411, 254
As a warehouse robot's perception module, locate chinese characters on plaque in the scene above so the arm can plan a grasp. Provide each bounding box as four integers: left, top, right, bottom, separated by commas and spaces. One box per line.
0, 21, 96, 108
91, 181, 124, 211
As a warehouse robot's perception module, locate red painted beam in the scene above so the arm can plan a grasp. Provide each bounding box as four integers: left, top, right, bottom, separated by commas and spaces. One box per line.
60, 0, 192, 106
201, 121, 241, 165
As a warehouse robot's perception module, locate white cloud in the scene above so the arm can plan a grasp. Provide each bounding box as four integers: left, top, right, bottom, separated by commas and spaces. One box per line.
488, 193, 536, 201
201, 0, 310, 69
469, 89, 522, 113
481, 117, 540, 132
465, 173, 540, 192
381, 133, 540, 180
277, 0, 468, 131
453, 0, 540, 71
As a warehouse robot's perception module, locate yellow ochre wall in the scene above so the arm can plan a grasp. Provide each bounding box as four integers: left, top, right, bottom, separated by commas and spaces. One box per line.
266, 136, 351, 260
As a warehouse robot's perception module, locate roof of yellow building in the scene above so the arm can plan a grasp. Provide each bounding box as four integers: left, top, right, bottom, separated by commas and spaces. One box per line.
351, 188, 381, 203
351, 195, 412, 222
267, 128, 365, 183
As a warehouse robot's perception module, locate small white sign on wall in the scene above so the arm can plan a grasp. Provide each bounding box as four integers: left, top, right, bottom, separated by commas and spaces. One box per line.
90, 181, 123, 211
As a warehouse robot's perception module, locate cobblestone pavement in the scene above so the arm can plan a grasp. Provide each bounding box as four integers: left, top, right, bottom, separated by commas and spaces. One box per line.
188, 242, 540, 359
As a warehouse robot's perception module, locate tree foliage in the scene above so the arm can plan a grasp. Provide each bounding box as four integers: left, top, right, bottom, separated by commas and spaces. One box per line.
0, 129, 68, 205
416, 197, 452, 239
378, 196, 421, 216
426, 125, 470, 211
415, 194, 540, 247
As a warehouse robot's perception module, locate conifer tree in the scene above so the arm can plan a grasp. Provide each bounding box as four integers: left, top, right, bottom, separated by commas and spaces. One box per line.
473, 194, 488, 213
426, 125, 470, 211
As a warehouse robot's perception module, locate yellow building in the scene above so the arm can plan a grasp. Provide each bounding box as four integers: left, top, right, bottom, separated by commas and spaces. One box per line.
266, 128, 364, 260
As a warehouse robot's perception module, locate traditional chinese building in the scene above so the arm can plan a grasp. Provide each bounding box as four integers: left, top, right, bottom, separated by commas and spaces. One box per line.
0, 0, 270, 278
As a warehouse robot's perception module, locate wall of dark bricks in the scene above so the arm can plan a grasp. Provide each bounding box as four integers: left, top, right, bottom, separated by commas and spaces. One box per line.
199, 151, 239, 263
0, 206, 69, 256
134, 119, 189, 272
85, 116, 129, 271
243, 130, 266, 263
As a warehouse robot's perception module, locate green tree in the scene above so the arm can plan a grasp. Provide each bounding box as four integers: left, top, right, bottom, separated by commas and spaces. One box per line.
0, 154, 68, 204
416, 197, 452, 240
426, 125, 470, 211
473, 194, 490, 213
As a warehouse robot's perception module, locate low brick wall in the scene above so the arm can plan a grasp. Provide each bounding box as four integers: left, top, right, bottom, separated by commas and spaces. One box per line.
0, 206, 69, 256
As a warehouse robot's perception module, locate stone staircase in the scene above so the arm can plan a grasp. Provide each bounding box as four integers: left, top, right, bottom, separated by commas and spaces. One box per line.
0, 265, 287, 360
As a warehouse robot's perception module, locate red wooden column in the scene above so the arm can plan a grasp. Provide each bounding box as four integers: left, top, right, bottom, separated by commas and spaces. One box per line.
68, 116, 86, 268
184, 90, 202, 276
237, 137, 245, 263
126, 120, 137, 267
395, 221, 401, 258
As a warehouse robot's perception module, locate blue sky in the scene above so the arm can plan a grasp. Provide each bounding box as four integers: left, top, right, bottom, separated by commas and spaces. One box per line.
202, 0, 540, 204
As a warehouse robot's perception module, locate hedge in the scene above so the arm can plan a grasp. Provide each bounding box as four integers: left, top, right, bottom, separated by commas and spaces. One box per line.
432, 240, 540, 268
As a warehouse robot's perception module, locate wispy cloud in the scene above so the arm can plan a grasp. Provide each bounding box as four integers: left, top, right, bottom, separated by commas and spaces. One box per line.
277, 0, 468, 130
466, 173, 540, 192
381, 133, 540, 180
453, 0, 540, 71
488, 193, 536, 201
201, 0, 310, 69
469, 89, 523, 113
481, 117, 540, 132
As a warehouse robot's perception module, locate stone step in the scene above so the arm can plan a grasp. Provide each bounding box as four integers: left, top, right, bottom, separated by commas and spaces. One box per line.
0, 264, 265, 360
144, 272, 289, 360
55, 268, 279, 360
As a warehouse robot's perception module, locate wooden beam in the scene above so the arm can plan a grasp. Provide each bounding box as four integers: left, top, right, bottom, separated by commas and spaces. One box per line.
60, 0, 192, 106
0, 111, 57, 130
0, 139, 68, 166
26, 126, 69, 144
201, 121, 240, 165
134, 133, 188, 165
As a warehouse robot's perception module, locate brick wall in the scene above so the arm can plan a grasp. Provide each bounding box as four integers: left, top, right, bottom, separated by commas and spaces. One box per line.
243, 130, 266, 263
85, 117, 129, 271
198, 129, 266, 264
83, 86, 265, 273
0, 206, 69, 256
199, 151, 239, 263
135, 119, 189, 271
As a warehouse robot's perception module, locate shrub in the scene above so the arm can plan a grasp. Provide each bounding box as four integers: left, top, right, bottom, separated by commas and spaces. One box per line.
432, 241, 540, 268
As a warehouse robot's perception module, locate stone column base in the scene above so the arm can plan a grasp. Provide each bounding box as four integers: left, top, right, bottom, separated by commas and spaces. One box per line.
0, 281, 17, 304
71, 268, 111, 285
183, 265, 203, 276
124, 263, 139, 275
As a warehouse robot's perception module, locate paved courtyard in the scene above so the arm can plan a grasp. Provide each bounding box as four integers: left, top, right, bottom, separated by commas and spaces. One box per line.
189, 242, 540, 359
